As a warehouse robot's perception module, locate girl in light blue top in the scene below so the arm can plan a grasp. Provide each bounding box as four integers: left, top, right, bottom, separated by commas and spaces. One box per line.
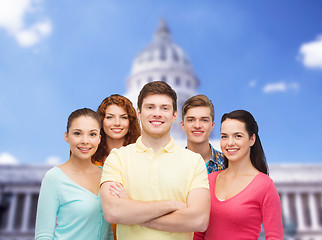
35, 108, 113, 240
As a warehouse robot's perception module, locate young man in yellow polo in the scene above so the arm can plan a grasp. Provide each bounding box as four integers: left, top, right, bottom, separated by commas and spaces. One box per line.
100, 81, 210, 240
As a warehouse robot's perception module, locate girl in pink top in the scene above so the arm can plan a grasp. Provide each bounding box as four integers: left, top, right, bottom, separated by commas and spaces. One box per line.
194, 110, 283, 240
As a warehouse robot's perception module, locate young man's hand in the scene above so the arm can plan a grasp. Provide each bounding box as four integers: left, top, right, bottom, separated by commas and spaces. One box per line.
109, 182, 129, 199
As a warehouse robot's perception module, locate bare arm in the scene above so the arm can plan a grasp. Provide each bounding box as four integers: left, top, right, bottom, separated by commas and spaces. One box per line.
140, 188, 210, 232
100, 181, 186, 225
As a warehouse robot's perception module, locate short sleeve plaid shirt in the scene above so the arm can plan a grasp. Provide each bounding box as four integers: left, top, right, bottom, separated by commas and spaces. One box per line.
206, 143, 225, 174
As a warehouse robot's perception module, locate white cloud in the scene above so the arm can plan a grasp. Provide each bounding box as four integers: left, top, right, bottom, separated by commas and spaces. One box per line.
0, 0, 52, 47
45, 156, 61, 165
0, 152, 19, 165
299, 35, 322, 69
15, 19, 52, 47
263, 82, 299, 94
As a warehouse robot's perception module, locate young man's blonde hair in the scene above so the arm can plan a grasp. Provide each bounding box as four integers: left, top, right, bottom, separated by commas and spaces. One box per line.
182, 94, 214, 121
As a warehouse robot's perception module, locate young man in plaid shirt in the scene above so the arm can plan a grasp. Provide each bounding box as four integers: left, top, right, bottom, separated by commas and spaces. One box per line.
181, 95, 225, 174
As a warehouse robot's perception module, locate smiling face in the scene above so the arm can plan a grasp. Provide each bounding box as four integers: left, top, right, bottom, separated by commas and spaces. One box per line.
103, 104, 130, 143
65, 116, 101, 160
181, 106, 214, 145
220, 119, 255, 164
137, 94, 177, 139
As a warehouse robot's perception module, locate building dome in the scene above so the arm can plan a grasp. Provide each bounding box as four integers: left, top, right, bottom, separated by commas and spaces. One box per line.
125, 19, 199, 140
129, 20, 196, 80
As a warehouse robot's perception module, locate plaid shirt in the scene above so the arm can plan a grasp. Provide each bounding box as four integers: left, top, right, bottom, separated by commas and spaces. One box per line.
206, 143, 225, 174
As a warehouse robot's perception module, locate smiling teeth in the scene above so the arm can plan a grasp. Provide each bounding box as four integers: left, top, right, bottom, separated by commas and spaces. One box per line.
112, 129, 122, 132
227, 149, 238, 152
151, 121, 162, 125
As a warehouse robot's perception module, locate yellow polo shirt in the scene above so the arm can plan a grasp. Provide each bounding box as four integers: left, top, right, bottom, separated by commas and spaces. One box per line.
101, 137, 209, 240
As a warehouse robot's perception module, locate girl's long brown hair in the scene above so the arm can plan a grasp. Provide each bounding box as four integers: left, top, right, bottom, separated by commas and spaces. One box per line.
92, 94, 141, 165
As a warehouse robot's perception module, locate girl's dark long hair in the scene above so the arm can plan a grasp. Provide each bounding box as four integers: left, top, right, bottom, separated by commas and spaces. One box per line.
221, 110, 268, 175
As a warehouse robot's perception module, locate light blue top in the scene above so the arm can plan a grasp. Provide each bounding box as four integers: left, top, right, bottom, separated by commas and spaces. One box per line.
35, 166, 113, 240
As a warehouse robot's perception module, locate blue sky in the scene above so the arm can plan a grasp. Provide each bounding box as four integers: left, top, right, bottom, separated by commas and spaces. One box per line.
0, 0, 321, 165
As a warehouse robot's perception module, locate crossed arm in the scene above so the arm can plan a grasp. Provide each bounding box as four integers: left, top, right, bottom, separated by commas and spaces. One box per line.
140, 188, 210, 232
102, 182, 210, 232
100, 181, 186, 225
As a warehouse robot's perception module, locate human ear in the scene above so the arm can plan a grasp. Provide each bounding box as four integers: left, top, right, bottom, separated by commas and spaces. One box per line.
180, 121, 185, 130
64, 132, 69, 143
250, 134, 256, 147
172, 110, 178, 122
136, 108, 141, 121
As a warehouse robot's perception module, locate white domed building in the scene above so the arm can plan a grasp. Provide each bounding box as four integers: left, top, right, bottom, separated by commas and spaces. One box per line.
125, 19, 199, 140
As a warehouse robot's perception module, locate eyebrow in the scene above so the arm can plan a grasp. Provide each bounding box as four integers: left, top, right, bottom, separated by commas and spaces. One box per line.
143, 103, 154, 107
220, 132, 244, 135
186, 116, 211, 119
144, 103, 172, 108
106, 113, 128, 116
72, 129, 99, 132
72, 129, 82, 131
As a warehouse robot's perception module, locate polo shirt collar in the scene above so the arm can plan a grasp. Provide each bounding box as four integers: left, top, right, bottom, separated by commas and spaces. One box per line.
163, 137, 175, 153
135, 136, 147, 152
135, 136, 175, 153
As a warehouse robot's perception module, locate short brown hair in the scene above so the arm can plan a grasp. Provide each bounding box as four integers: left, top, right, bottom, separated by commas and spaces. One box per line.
182, 94, 214, 121
92, 94, 141, 165
137, 81, 177, 113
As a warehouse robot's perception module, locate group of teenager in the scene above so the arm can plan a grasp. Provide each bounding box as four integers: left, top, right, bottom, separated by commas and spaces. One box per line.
35, 81, 284, 240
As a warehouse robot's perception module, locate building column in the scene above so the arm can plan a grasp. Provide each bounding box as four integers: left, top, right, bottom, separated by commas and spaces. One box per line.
308, 192, 320, 230
281, 192, 291, 222
21, 193, 31, 232
295, 192, 306, 231
5, 192, 17, 232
